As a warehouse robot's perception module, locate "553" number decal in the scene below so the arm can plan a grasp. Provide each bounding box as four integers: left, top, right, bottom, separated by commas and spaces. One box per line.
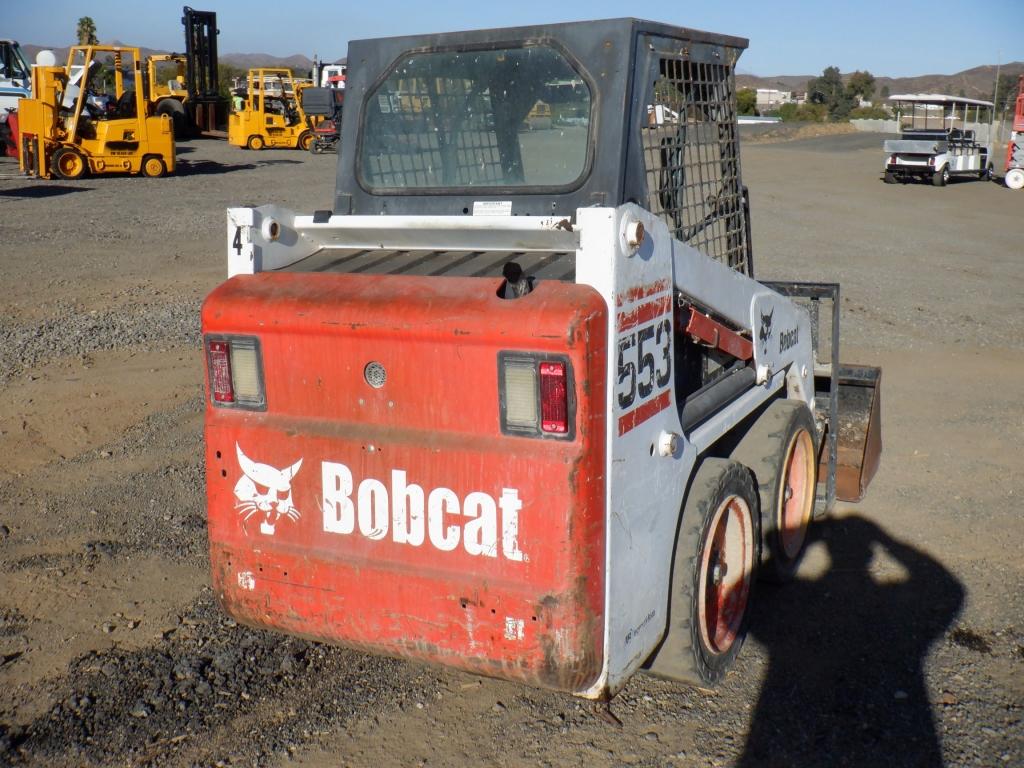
617, 317, 671, 410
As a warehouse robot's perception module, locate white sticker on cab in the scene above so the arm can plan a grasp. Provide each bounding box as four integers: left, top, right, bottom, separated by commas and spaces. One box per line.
473, 200, 512, 216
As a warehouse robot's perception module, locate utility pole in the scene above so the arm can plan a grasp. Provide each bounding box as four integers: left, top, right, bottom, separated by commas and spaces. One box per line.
992, 53, 1002, 146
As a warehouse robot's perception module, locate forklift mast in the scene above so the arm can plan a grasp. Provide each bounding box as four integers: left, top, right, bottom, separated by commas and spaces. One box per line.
181, 5, 226, 132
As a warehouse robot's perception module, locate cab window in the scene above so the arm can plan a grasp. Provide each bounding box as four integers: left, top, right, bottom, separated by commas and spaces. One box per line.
359, 45, 591, 190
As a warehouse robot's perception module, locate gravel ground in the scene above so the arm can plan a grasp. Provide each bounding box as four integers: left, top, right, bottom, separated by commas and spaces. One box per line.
0, 132, 1021, 768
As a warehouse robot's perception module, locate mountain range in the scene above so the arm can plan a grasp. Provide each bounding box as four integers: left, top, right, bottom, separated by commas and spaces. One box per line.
737, 62, 1023, 100
18, 41, 1020, 100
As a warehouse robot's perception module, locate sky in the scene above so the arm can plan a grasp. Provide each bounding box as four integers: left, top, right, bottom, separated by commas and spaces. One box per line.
8, 0, 1022, 78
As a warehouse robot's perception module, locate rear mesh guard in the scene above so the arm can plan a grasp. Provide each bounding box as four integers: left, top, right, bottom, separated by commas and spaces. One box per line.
764, 282, 882, 512
641, 51, 749, 275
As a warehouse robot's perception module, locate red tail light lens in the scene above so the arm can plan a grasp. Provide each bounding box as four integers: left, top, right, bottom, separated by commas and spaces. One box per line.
540, 361, 568, 434
205, 336, 266, 410
207, 340, 234, 403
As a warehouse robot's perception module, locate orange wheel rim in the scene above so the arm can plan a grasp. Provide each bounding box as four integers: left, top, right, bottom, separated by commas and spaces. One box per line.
698, 495, 754, 653
780, 430, 815, 559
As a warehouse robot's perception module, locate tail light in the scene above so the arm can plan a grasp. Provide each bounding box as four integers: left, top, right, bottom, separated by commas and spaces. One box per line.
539, 362, 568, 433
205, 335, 266, 410
499, 353, 574, 439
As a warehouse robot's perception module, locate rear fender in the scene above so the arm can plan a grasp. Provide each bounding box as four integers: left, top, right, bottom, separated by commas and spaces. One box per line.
203, 272, 608, 693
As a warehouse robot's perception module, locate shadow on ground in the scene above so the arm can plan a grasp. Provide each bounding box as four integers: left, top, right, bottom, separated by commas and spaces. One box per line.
740, 514, 964, 768
0, 184, 94, 198
175, 158, 302, 176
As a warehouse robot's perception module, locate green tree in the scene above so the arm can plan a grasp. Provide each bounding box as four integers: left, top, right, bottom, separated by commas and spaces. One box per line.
880, 84, 890, 100
807, 66, 855, 120
778, 102, 827, 122
218, 62, 248, 99
849, 105, 890, 120
737, 88, 758, 116
846, 70, 876, 103
76, 16, 99, 46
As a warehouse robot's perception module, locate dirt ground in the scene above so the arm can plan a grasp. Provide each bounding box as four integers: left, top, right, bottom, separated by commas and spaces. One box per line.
0, 131, 1022, 768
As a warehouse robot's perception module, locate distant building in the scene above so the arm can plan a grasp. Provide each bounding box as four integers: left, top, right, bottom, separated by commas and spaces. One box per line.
755, 88, 794, 111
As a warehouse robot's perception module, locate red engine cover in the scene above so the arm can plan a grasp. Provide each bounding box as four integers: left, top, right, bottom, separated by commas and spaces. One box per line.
203, 272, 608, 692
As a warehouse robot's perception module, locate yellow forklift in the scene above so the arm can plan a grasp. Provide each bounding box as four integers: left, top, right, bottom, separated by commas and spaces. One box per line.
18, 45, 175, 179
146, 52, 189, 136
228, 68, 314, 150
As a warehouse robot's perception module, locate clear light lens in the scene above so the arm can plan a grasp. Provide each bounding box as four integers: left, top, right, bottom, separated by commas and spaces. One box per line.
504, 361, 538, 428
230, 343, 261, 402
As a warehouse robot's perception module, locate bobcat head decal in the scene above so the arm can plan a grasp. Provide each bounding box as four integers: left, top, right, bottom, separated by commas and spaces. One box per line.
233, 443, 303, 536
758, 307, 774, 355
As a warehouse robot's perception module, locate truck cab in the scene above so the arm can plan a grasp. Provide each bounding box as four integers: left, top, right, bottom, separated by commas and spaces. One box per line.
0, 40, 32, 113
203, 18, 880, 700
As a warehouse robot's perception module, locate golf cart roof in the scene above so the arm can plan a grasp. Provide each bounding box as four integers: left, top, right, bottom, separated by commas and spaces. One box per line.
888, 93, 994, 108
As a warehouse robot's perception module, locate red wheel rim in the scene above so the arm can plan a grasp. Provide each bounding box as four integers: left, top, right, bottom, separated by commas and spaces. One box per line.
698, 495, 754, 654
780, 430, 815, 559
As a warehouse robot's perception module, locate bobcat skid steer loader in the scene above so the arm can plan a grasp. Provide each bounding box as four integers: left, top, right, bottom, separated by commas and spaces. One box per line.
202, 18, 882, 700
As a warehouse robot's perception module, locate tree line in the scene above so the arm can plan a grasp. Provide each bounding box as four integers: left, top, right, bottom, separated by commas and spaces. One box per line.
739, 65, 1019, 122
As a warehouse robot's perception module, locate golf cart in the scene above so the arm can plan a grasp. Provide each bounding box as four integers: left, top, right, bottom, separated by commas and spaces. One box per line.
883, 94, 994, 186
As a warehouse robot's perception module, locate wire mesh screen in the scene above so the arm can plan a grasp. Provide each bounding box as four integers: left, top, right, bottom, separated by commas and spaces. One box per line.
364, 78, 504, 187
642, 56, 748, 273
361, 46, 591, 189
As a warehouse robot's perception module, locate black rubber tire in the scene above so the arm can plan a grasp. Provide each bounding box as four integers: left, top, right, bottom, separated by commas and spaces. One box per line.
52, 147, 87, 180
980, 163, 993, 181
155, 99, 187, 138
730, 400, 818, 583
650, 459, 760, 686
247, 134, 265, 151
932, 166, 949, 187
297, 130, 312, 151
883, 171, 897, 184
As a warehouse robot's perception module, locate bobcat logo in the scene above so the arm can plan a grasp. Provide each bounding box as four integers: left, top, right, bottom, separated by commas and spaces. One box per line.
233, 443, 303, 536
758, 308, 774, 355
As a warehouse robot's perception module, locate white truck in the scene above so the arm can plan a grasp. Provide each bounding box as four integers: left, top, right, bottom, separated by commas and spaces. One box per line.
202, 18, 881, 699
0, 40, 32, 113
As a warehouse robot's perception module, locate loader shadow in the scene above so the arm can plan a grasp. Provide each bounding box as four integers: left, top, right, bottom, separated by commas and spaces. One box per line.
740, 514, 964, 768
0, 184, 94, 198
174, 159, 259, 176
174, 158, 303, 176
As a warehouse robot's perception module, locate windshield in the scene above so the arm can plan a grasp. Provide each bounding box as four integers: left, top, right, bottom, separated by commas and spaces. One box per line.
1, 42, 30, 81
359, 45, 591, 190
